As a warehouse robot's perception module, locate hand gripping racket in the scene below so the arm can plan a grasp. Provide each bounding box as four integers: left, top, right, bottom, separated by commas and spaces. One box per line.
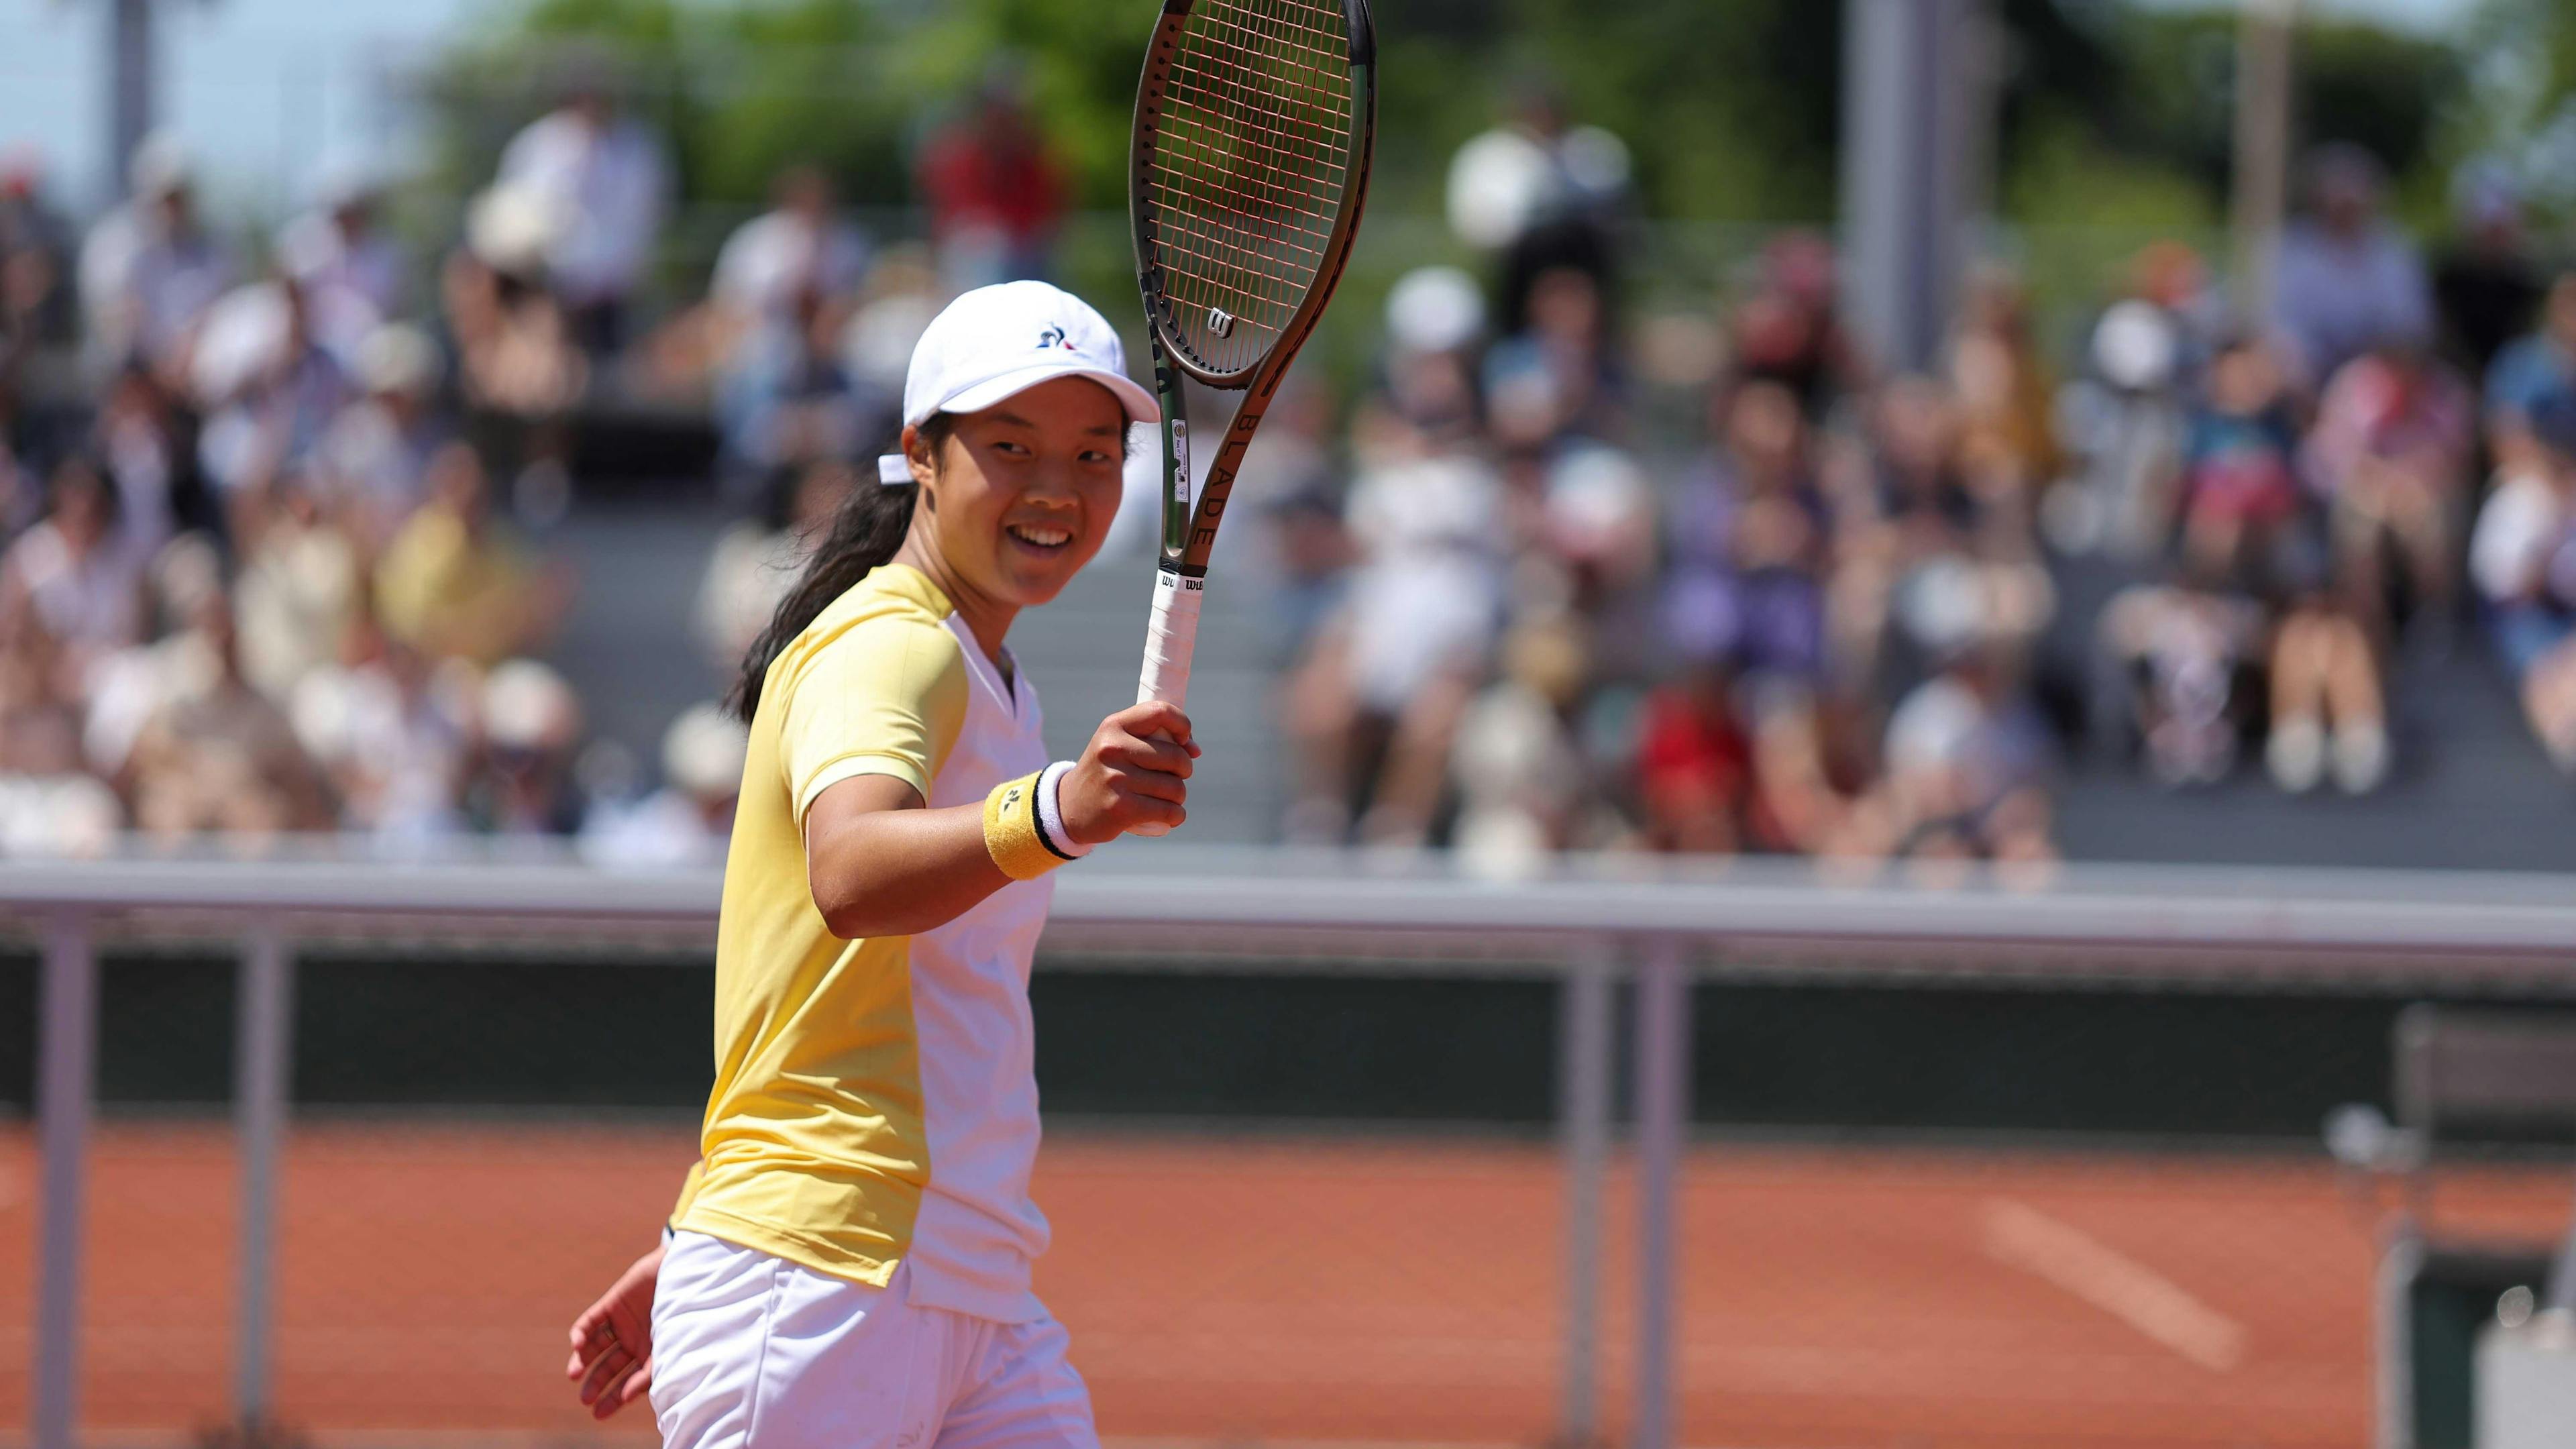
1126, 0, 1377, 829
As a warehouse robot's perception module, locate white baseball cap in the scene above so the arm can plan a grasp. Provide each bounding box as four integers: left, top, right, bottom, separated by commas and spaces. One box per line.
877, 281, 1159, 485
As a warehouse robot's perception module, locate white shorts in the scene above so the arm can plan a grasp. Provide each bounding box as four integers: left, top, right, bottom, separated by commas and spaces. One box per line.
651, 1230, 1097, 1449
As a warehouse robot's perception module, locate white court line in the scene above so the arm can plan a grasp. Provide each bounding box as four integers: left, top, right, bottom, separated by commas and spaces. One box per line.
1980, 1197, 2249, 1372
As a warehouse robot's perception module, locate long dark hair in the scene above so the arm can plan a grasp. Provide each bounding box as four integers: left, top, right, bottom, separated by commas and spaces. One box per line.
727, 417, 952, 720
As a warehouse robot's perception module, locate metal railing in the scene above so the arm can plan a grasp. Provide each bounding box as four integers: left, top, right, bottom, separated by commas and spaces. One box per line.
11, 849, 2576, 1449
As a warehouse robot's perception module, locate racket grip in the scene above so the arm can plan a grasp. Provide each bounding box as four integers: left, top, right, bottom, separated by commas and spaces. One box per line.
1137, 566, 1202, 708
1130, 567, 1203, 837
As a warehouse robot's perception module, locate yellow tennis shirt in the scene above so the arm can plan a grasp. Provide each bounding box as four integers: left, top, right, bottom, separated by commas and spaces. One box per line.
670, 561, 1058, 1322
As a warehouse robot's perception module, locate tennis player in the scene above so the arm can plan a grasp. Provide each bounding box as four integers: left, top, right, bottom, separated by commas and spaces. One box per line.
564, 280, 1191, 1448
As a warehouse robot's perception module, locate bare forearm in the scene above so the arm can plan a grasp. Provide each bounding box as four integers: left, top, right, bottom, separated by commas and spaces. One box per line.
807, 801, 1011, 938
799, 702, 1195, 941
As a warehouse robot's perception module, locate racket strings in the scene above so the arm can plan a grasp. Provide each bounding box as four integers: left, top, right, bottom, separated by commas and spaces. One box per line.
1146, 0, 1354, 374
1158, 21, 1333, 331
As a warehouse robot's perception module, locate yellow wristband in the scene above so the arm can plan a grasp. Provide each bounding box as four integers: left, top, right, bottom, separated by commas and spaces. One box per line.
983, 769, 1071, 881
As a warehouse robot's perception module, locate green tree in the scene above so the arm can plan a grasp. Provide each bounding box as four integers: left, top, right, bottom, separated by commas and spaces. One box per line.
419, 0, 2471, 236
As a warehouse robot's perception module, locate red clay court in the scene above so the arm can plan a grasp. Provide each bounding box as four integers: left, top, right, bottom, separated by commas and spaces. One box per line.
3, 1122, 2570, 1448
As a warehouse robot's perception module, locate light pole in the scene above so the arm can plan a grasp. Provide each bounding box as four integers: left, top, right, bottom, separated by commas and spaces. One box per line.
103, 0, 159, 203
2231, 0, 2300, 327
1838, 0, 1992, 374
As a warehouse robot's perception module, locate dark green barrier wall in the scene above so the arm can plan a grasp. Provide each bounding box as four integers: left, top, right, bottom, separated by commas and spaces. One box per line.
3, 951, 2569, 1142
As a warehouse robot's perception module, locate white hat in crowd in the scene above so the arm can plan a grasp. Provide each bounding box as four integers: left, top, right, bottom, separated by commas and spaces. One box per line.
467, 182, 565, 279
129, 130, 193, 199
1385, 266, 1485, 355
662, 703, 750, 801
482, 659, 581, 753
877, 281, 1159, 486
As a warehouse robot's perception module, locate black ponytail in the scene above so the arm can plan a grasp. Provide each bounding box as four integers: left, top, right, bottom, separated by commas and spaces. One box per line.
727, 417, 953, 721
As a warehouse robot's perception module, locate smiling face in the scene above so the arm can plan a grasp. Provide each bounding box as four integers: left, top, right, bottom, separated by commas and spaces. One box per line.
908, 375, 1128, 614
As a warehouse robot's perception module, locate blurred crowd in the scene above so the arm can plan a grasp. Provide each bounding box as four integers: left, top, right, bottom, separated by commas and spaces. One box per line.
1243, 119, 2576, 871
5, 70, 2575, 867
0, 68, 1074, 858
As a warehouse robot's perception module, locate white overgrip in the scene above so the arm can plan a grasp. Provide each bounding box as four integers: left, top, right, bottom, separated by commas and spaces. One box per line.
1130, 566, 1204, 838
1136, 566, 1203, 708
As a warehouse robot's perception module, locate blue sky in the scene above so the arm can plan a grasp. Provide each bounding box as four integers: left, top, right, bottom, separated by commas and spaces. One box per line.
0, 0, 485, 214
0, 0, 2483, 218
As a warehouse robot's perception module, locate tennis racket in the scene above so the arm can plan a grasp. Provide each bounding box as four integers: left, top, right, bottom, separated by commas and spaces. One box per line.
1126, 0, 1377, 830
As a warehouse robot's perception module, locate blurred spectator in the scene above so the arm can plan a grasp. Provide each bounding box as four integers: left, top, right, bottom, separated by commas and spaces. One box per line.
718, 285, 873, 482
712, 164, 869, 372
2470, 393, 2576, 775
80, 535, 220, 782
2432, 165, 2540, 380
2071, 303, 2184, 560
1946, 268, 2061, 508
2484, 273, 2576, 480
2098, 583, 2266, 787
290, 621, 472, 841
1445, 81, 1630, 255
1663, 378, 1829, 682
315, 323, 449, 548
374, 441, 564, 666
494, 78, 671, 354
1450, 617, 1593, 869
91, 363, 187, 549
0, 423, 28, 545
1731, 232, 1866, 419
578, 701, 747, 867
918, 68, 1065, 290
123, 586, 334, 841
2052, 244, 2223, 561
0, 146, 72, 343
0, 587, 86, 780
1536, 440, 1658, 679
445, 189, 585, 500
1212, 374, 1346, 614
1829, 377, 1976, 687
1450, 83, 1630, 341
2171, 336, 2309, 594
1868, 648, 2055, 866
233, 473, 363, 702
2306, 343, 2475, 640
275, 165, 407, 362
1485, 266, 1619, 449
78, 133, 235, 382
0, 455, 149, 679
694, 456, 857, 673
1633, 665, 1752, 854
466, 656, 584, 837
193, 279, 352, 513
2271, 144, 2432, 391
2131, 240, 2228, 378
1284, 362, 1507, 844
0, 583, 121, 857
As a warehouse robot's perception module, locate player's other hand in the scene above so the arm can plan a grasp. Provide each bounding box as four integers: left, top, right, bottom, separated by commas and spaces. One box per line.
1065, 701, 1198, 843
566, 1244, 663, 1421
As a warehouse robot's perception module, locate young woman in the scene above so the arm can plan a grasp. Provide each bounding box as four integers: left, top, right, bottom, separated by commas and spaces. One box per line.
563, 281, 1193, 1448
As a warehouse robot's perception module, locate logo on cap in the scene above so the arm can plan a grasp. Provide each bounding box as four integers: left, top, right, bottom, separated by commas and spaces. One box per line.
1036, 325, 1077, 354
